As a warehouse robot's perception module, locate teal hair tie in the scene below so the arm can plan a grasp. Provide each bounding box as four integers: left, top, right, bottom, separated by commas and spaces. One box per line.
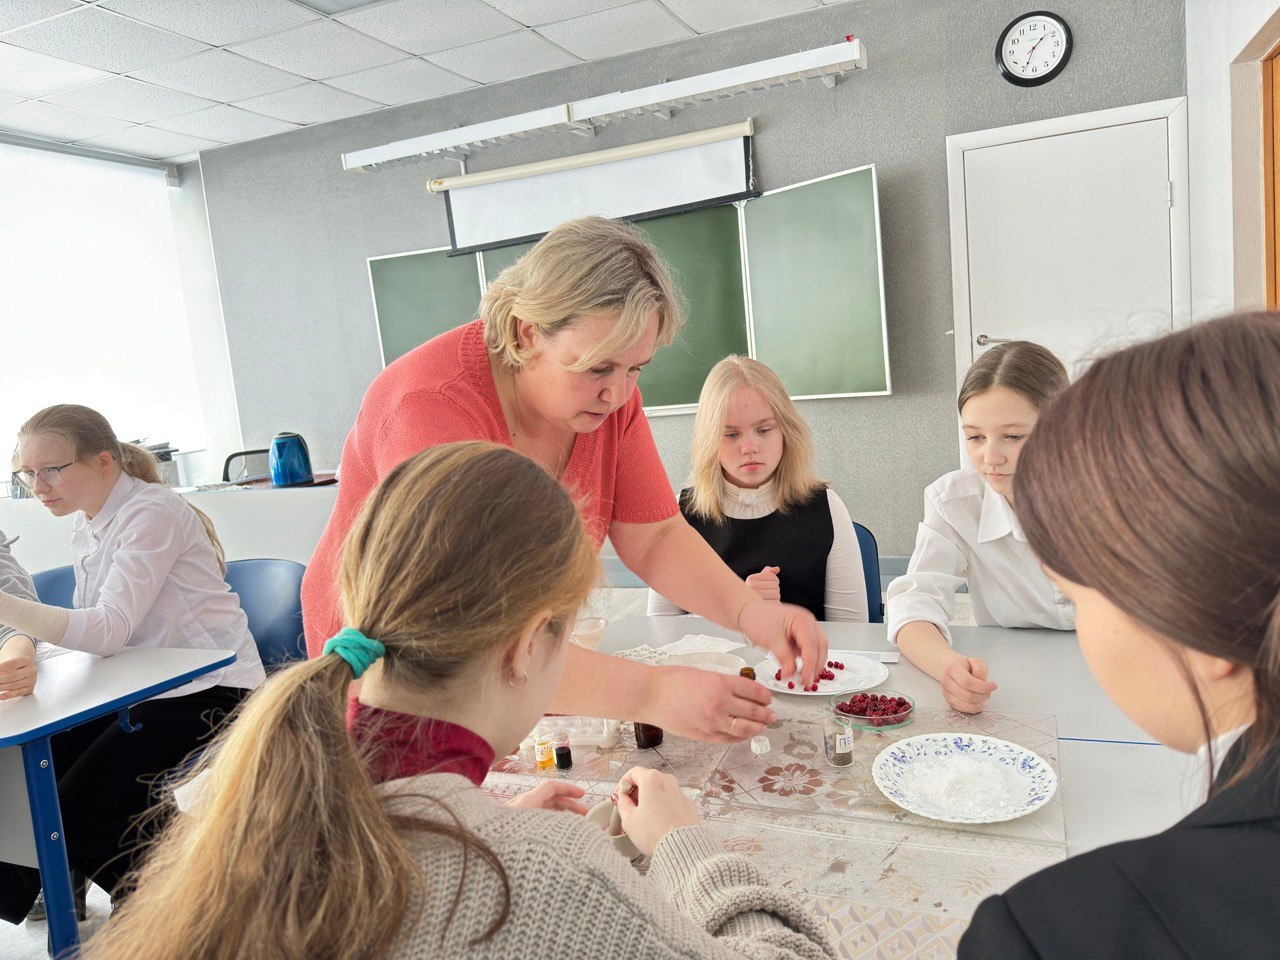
322, 627, 385, 679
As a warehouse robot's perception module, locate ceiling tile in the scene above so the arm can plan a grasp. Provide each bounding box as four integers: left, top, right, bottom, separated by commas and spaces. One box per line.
336, 0, 521, 56
0, 0, 79, 34
659, 0, 817, 34
536, 1, 692, 60
234, 81, 381, 125
2, 6, 209, 73
0, 41, 112, 97
292, 0, 383, 12
0, 92, 23, 110
99, 0, 321, 47
78, 125, 220, 159
425, 29, 578, 84
44, 76, 215, 123
130, 49, 303, 101
151, 103, 300, 142
228, 19, 406, 81
0, 99, 133, 141
327, 57, 474, 105
484, 0, 632, 28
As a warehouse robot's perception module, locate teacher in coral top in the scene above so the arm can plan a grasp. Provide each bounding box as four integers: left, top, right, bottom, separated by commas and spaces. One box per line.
303, 216, 827, 744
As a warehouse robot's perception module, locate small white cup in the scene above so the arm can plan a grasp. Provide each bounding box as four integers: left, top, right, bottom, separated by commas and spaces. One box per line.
570, 616, 608, 651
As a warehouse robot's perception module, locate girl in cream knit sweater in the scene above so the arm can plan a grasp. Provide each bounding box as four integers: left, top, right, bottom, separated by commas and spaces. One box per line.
82, 442, 832, 960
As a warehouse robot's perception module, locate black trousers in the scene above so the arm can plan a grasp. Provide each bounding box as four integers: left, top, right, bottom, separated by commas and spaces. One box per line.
0, 684, 248, 924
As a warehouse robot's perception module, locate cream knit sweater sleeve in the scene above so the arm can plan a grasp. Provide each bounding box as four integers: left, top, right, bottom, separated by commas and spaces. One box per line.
384, 776, 834, 960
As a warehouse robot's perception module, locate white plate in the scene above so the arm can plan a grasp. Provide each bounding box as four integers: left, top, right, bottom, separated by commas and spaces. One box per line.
872, 733, 1059, 824
754, 651, 888, 695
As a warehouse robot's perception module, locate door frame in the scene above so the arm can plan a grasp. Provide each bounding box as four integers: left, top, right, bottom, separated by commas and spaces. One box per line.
944, 97, 1191, 394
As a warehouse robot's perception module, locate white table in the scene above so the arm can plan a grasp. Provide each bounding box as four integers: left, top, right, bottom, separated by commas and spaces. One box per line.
600, 617, 1197, 856
0, 648, 236, 958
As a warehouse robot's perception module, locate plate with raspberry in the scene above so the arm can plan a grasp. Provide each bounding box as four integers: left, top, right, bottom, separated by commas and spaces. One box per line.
755, 651, 889, 695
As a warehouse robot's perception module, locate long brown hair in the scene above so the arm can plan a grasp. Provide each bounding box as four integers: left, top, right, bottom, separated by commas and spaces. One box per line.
82, 442, 600, 960
1016, 312, 1280, 792
14, 404, 227, 574
957, 341, 1069, 414
481, 215, 684, 371
686, 355, 825, 523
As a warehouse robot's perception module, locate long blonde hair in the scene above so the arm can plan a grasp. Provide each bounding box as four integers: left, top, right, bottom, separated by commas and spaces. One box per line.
82, 442, 600, 960
686, 356, 825, 523
481, 216, 684, 371
14, 404, 227, 574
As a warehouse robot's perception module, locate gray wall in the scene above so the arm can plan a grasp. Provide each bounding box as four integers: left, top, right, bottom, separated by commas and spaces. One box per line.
195, 0, 1185, 556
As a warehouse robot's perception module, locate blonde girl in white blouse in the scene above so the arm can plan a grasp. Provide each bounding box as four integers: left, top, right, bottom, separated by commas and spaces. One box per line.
649, 356, 868, 623
886, 343, 1074, 714
0, 404, 263, 925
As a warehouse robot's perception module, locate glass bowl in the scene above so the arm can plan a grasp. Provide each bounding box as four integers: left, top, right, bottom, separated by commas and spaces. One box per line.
829, 690, 914, 730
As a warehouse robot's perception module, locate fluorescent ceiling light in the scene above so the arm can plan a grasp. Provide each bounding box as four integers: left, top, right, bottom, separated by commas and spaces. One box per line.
342, 39, 865, 172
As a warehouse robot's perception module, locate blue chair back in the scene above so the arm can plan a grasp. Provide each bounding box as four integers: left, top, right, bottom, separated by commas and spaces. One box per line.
32, 564, 75, 609
224, 559, 307, 670
852, 522, 885, 624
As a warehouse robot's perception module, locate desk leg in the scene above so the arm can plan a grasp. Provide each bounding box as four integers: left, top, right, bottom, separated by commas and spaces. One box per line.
21, 737, 79, 958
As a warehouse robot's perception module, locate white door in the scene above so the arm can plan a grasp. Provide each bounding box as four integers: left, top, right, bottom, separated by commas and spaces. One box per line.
950, 102, 1187, 379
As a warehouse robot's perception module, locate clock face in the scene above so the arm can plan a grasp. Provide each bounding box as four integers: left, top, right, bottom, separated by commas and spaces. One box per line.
997, 12, 1072, 87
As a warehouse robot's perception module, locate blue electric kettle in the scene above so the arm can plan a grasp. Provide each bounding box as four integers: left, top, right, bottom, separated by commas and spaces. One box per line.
269, 432, 314, 487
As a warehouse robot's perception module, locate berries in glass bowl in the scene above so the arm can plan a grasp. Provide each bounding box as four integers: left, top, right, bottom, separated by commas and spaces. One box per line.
830, 690, 914, 729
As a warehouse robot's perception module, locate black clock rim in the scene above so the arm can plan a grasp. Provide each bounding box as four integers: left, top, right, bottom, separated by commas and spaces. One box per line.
995, 10, 1073, 88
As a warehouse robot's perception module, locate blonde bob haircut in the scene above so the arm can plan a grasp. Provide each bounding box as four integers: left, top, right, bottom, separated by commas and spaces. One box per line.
686, 356, 825, 524
480, 216, 684, 372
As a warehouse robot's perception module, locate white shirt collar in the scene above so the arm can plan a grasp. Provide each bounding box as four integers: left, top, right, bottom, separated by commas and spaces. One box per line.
1196, 723, 1252, 780
723, 477, 775, 510
78, 472, 142, 536
976, 481, 1025, 544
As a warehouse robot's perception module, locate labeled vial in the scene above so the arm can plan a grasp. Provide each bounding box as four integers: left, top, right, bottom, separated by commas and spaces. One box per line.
552, 729, 573, 770
633, 722, 664, 749
534, 733, 555, 771
823, 714, 854, 767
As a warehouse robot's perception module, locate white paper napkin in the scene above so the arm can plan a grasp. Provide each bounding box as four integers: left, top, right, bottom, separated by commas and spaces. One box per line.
659, 634, 747, 656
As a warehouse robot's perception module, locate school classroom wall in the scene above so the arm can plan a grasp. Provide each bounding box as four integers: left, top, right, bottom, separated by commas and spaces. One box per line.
182, 0, 1186, 557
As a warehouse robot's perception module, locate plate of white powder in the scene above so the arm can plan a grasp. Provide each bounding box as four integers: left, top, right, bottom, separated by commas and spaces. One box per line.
871, 734, 1058, 823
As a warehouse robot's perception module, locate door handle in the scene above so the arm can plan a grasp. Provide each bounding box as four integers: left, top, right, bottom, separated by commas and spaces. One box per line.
976, 334, 1012, 346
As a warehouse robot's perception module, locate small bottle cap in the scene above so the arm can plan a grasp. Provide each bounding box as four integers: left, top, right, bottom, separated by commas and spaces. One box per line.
750, 735, 771, 755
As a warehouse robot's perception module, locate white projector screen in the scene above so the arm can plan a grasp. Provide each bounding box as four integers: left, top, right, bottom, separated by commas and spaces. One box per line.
444, 135, 753, 252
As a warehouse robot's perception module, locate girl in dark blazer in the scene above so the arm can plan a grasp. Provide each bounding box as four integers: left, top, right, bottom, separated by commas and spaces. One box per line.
958, 311, 1280, 960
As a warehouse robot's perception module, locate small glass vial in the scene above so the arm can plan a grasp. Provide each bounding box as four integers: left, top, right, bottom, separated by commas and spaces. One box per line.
552, 729, 573, 770
534, 733, 555, 771
823, 714, 854, 767
633, 722, 664, 749
739, 665, 756, 681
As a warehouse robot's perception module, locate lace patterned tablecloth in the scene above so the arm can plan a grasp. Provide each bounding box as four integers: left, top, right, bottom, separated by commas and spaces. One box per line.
484, 706, 1066, 959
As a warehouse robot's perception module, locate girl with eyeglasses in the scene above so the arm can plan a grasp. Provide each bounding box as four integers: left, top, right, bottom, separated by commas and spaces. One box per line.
0, 404, 264, 926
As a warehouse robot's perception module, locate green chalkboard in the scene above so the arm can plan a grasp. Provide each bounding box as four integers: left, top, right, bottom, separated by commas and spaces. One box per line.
744, 167, 889, 396
370, 248, 481, 364
480, 241, 535, 284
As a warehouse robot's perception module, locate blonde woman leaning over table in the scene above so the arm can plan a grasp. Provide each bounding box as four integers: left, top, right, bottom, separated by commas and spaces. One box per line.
83, 443, 834, 960
0, 404, 264, 925
0, 530, 39, 700
886, 343, 1074, 714
960, 313, 1280, 960
302, 217, 827, 746
648, 355, 868, 622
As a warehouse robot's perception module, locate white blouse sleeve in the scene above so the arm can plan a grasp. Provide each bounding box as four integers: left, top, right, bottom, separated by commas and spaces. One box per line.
884, 487, 969, 647
822, 490, 868, 622
61, 502, 185, 656
646, 588, 688, 617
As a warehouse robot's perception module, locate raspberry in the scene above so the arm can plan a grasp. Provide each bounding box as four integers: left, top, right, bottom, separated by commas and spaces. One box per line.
775, 669, 782, 681
787, 681, 795, 689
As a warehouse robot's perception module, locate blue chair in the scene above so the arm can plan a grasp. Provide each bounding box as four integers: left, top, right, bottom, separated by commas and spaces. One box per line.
32, 565, 75, 609
852, 522, 885, 624
224, 559, 307, 670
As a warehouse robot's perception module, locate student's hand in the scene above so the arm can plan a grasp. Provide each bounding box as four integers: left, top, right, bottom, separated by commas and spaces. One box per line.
650, 665, 776, 743
613, 767, 701, 856
0, 647, 37, 700
738, 598, 829, 687
941, 656, 997, 714
506, 780, 589, 815
745, 565, 782, 602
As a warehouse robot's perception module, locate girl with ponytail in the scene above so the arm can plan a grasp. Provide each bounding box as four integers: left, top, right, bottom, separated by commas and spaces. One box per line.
959, 313, 1280, 959
0, 404, 264, 924
82, 442, 832, 960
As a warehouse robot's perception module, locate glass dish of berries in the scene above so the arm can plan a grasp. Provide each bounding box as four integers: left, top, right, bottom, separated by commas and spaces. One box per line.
830, 690, 914, 729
